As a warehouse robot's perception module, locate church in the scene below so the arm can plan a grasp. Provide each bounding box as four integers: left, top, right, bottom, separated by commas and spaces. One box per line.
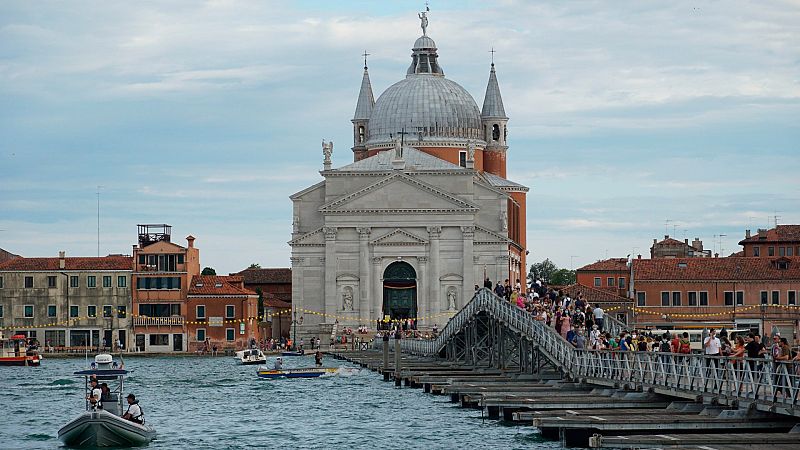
289, 13, 528, 336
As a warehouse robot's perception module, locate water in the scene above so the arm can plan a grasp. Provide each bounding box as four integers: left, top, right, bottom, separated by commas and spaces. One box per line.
0, 355, 558, 449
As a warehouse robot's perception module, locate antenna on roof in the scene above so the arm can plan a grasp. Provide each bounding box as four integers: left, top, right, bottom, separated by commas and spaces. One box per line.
664, 219, 673, 237
773, 211, 781, 228
96, 186, 104, 257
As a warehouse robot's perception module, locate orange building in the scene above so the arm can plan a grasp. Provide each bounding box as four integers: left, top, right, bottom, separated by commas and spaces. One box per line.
576, 258, 630, 298
630, 256, 800, 340
186, 275, 259, 352
232, 268, 293, 338
739, 225, 800, 258
131, 224, 200, 352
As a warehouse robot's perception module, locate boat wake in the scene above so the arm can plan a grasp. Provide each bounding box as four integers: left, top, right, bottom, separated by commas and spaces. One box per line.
321, 367, 362, 378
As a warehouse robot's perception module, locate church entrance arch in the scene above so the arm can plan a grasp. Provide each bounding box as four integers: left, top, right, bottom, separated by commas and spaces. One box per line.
382, 261, 417, 322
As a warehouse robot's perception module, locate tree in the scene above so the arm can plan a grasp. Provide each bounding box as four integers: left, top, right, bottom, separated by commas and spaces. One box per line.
527, 258, 558, 285
201, 267, 216, 275
248, 263, 261, 269
549, 268, 576, 286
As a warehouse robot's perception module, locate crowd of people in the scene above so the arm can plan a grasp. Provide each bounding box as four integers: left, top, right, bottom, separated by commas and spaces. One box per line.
483, 278, 800, 372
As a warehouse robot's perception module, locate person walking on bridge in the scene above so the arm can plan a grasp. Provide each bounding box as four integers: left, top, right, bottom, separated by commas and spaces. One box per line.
592, 305, 604, 331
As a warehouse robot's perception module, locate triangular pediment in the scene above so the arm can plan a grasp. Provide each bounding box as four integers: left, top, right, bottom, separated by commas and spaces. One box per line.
320, 173, 478, 214
474, 226, 510, 244
371, 229, 428, 246
288, 228, 325, 247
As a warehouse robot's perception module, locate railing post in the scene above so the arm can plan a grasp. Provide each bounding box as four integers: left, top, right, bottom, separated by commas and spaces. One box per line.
394, 332, 402, 387
382, 333, 390, 381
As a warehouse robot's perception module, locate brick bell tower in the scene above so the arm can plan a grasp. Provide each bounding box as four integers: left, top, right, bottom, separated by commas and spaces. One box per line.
481, 62, 509, 178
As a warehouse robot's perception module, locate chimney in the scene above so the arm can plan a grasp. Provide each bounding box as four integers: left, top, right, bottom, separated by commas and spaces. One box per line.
653, 239, 657, 244
692, 238, 703, 252
59, 251, 66, 269
684, 239, 689, 245
186, 235, 195, 248
745, 229, 751, 239
637, 254, 642, 259
664, 235, 669, 240
714, 253, 719, 258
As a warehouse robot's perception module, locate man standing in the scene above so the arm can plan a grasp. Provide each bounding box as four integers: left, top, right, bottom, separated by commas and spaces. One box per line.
593, 305, 604, 331
704, 328, 722, 382
87, 379, 102, 410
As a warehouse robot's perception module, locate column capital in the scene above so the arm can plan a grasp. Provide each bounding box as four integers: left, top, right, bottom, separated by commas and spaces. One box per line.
371, 256, 382, 265
290, 256, 304, 266
323, 227, 337, 240
356, 227, 372, 239
427, 226, 442, 239
418, 256, 428, 263
460, 226, 475, 239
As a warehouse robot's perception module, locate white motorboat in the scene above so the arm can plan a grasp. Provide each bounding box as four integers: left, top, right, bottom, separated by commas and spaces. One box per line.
58, 354, 155, 448
234, 348, 266, 365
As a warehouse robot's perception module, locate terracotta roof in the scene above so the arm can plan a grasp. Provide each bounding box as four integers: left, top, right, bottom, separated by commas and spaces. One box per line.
577, 258, 628, 272
633, 257, 800, 281
654, 237, 686, 247
0, 248, 21, 264
233, 268, 291, 284
739, 225, 800, 245
188, 275, 257, 296
562, 284, 631, 303
262, 292, 292, 309
0, 256, 132, 271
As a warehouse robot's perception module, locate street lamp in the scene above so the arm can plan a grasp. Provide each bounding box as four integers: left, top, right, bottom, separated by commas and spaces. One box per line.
291, 310, 304, 350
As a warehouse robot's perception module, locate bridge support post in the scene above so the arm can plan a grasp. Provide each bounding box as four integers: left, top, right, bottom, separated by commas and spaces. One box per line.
382, 333, 390, 381
394, 334, 402, 387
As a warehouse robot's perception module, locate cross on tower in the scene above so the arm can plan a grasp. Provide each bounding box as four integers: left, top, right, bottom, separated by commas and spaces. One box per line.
489, 47, 496, 65
362, 50, 370, 68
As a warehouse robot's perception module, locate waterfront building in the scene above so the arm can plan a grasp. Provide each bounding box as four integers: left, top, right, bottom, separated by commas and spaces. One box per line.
232, 267, 292, 338
0, 252, 132, 349
186, 275, 260, 351
650, 235, 711, 258
131, 224, 200, 352
630, 256, 800, 340
575, 258, 629, 298
289, 15, 528, 337
739, 225, 800, 258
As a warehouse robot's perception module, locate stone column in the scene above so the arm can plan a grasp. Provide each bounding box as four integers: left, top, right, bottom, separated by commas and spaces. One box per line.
418, 256, 428, 324
357, 227, 371, 325
461, 226, 475, 309
496, 255, 509, 287
372, 257, 383, 324
323, 227, 337, 321
427, 226, 441, 314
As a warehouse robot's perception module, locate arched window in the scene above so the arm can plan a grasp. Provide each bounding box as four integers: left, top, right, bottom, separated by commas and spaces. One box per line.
358, 126, 365, 143
492, 124, 500, 141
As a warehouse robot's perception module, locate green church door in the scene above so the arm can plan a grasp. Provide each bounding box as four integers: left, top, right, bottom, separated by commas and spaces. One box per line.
382, 261, 417, 321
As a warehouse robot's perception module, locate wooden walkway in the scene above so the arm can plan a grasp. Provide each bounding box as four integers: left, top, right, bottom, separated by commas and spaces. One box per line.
330, 349, 800, 448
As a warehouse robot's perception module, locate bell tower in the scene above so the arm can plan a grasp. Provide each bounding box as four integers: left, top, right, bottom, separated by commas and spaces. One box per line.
481, 61, 509, 178
352, 52, 375, 162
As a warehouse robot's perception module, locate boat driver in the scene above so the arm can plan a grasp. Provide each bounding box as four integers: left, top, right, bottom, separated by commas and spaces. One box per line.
87, 379, 102, 410
274, 357, 283, 370
122, 394, 143, 424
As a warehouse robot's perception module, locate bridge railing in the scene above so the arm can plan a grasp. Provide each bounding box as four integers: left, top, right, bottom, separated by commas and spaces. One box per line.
400, 288, 800, 412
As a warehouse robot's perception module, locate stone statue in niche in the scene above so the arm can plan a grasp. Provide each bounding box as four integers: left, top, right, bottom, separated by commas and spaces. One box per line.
501, 211, 508, 231
447, 287, 457, 310
342, 286, 354, 311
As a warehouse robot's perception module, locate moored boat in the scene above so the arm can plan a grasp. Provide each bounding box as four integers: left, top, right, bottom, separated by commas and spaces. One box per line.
0, 333, 41, 367
281, 350, 305, 357
257, 367, 337, 379
58, 354, 155, 448
234, 348, 266, 365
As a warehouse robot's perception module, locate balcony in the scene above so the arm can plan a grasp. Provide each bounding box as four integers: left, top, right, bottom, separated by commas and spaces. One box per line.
133, 316, 185, 327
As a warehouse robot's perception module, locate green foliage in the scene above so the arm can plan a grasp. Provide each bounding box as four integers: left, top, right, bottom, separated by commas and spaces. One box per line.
201, 267, 216, 275
549, 268, 576, 286
248, 263, 261, 269
527, 258, 559, 284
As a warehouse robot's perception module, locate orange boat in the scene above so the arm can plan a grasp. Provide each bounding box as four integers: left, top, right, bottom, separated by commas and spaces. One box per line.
0, 333, 42, 366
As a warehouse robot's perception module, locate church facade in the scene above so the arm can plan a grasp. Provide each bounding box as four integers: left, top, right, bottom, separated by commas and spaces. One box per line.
289, 15, 528, 335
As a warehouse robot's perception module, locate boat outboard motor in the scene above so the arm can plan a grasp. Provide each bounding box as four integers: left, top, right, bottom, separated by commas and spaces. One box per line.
95, 354, 114, 370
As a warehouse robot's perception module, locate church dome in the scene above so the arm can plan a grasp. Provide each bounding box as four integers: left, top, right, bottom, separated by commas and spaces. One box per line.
366, 75, 483, 146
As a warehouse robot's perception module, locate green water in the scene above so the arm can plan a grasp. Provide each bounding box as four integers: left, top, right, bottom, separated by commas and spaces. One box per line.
0, 355, 558, 449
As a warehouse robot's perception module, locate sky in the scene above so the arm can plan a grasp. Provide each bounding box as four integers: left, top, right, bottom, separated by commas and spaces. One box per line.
1, 0, 798, 274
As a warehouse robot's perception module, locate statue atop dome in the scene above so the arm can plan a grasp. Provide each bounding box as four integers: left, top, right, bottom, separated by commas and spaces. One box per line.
418, 11, 428, 36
